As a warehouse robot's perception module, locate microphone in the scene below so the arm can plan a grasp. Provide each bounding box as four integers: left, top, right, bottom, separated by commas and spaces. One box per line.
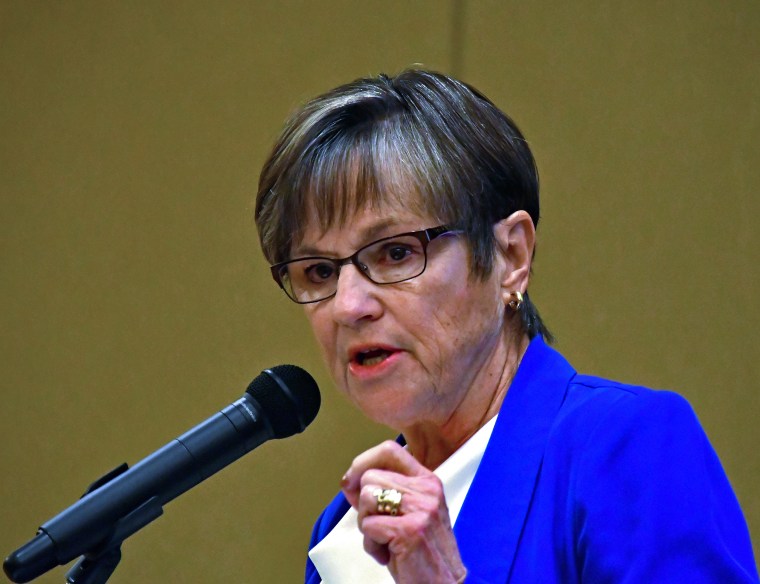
3, 365, 320, 583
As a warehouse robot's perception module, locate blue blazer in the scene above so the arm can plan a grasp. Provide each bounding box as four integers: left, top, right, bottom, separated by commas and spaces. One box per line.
306, 337, 758, 583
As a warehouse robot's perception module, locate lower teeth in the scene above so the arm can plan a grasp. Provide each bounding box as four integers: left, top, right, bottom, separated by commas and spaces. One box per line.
362, 355, 386, 366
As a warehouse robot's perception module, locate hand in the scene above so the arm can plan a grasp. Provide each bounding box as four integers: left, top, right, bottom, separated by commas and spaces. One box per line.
340, 440, 467, 584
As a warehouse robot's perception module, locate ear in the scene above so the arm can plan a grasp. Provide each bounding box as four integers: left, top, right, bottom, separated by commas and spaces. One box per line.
493, 210, 535, 301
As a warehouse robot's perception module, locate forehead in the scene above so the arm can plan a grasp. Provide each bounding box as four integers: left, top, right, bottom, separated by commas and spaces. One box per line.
294, 200, 437, 256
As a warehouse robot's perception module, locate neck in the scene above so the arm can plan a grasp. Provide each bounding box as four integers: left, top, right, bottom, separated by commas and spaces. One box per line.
402, 331, 530, 470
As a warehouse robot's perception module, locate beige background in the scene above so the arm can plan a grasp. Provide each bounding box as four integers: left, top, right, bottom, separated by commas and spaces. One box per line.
1, 2, 757, 582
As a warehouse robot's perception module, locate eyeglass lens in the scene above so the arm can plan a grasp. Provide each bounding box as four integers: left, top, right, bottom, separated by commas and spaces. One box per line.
279, 234, 428, 303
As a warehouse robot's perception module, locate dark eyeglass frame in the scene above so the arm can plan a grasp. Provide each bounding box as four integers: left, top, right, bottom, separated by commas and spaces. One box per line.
270, 225, 457, 304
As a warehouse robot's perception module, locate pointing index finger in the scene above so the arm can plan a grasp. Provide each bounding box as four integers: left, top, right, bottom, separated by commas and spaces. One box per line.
341, 440, 425, 508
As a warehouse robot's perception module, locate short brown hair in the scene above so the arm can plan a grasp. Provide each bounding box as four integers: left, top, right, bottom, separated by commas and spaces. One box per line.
255, 69, 551, 340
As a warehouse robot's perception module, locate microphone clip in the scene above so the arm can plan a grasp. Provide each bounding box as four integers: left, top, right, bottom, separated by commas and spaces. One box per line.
65, 465, 164, 584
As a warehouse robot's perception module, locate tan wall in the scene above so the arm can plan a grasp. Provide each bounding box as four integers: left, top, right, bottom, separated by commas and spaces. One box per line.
1, 2, 757, 581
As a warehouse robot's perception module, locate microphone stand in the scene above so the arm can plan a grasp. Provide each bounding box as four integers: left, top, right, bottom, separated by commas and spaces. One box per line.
64, 465, 164, 584
65, 549, 121, 584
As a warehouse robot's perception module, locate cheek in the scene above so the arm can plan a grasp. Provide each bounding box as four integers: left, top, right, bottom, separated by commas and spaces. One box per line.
430, 279, 504, 350
304, 308, 337, 363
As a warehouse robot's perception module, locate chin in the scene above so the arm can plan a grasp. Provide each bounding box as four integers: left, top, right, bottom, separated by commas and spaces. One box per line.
338, 374, 435, 429
352, 395, 426, 431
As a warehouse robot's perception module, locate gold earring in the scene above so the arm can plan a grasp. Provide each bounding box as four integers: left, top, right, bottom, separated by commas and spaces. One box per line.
508, 291, 523, 311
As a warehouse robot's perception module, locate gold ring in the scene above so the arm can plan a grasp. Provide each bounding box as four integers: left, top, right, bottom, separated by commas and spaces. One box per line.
373, 488, 402, 516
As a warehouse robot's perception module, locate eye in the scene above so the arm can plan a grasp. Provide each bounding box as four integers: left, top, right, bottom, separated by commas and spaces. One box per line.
357, 235, 424, 276
373, 240, 419, 264
386, 244, 413, 262
304, 261, 336, 284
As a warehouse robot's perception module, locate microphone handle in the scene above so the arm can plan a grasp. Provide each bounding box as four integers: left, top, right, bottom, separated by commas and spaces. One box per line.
5, 395, 272, 583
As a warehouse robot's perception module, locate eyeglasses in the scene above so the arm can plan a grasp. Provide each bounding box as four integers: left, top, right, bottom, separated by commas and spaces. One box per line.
270, 225, 458, 304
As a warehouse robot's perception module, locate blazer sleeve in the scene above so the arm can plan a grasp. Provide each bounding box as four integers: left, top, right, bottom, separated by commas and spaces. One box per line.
572, 389, 758, 583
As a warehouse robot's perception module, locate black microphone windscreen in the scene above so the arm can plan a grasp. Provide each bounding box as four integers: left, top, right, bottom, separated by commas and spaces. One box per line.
246, 365, 320, 438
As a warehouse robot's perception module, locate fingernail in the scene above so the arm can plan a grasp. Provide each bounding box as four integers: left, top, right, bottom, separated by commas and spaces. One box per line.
340, 473, 350, 488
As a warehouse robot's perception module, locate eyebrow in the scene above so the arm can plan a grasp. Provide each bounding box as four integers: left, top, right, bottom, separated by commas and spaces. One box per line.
292, 218, 408, 258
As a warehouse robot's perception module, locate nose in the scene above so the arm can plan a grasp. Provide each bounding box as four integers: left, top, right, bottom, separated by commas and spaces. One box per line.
330, 263, 383, 327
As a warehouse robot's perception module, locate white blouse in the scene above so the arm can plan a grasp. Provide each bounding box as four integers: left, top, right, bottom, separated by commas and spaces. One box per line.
309, 415, 498, 584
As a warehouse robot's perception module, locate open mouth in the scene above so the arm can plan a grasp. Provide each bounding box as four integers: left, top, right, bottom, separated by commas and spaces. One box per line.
354, 348, 395, 367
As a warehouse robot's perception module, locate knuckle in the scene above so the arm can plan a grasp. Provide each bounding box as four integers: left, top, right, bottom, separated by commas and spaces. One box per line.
419, 498, 440, 519
360, 469, 380, 486
426, 474, 444, 493
380, 439, 400, 454
405, 514, 429, 542
360, 483, 374, 498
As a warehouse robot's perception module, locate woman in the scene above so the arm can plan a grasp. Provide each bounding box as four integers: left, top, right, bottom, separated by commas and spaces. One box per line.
255, 70, 757, 583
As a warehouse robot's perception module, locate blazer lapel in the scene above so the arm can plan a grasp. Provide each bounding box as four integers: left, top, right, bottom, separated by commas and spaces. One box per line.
454, 337, 575, 582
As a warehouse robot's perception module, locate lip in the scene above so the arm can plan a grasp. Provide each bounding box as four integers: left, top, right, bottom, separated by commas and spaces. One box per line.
347, 344, 404, 379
